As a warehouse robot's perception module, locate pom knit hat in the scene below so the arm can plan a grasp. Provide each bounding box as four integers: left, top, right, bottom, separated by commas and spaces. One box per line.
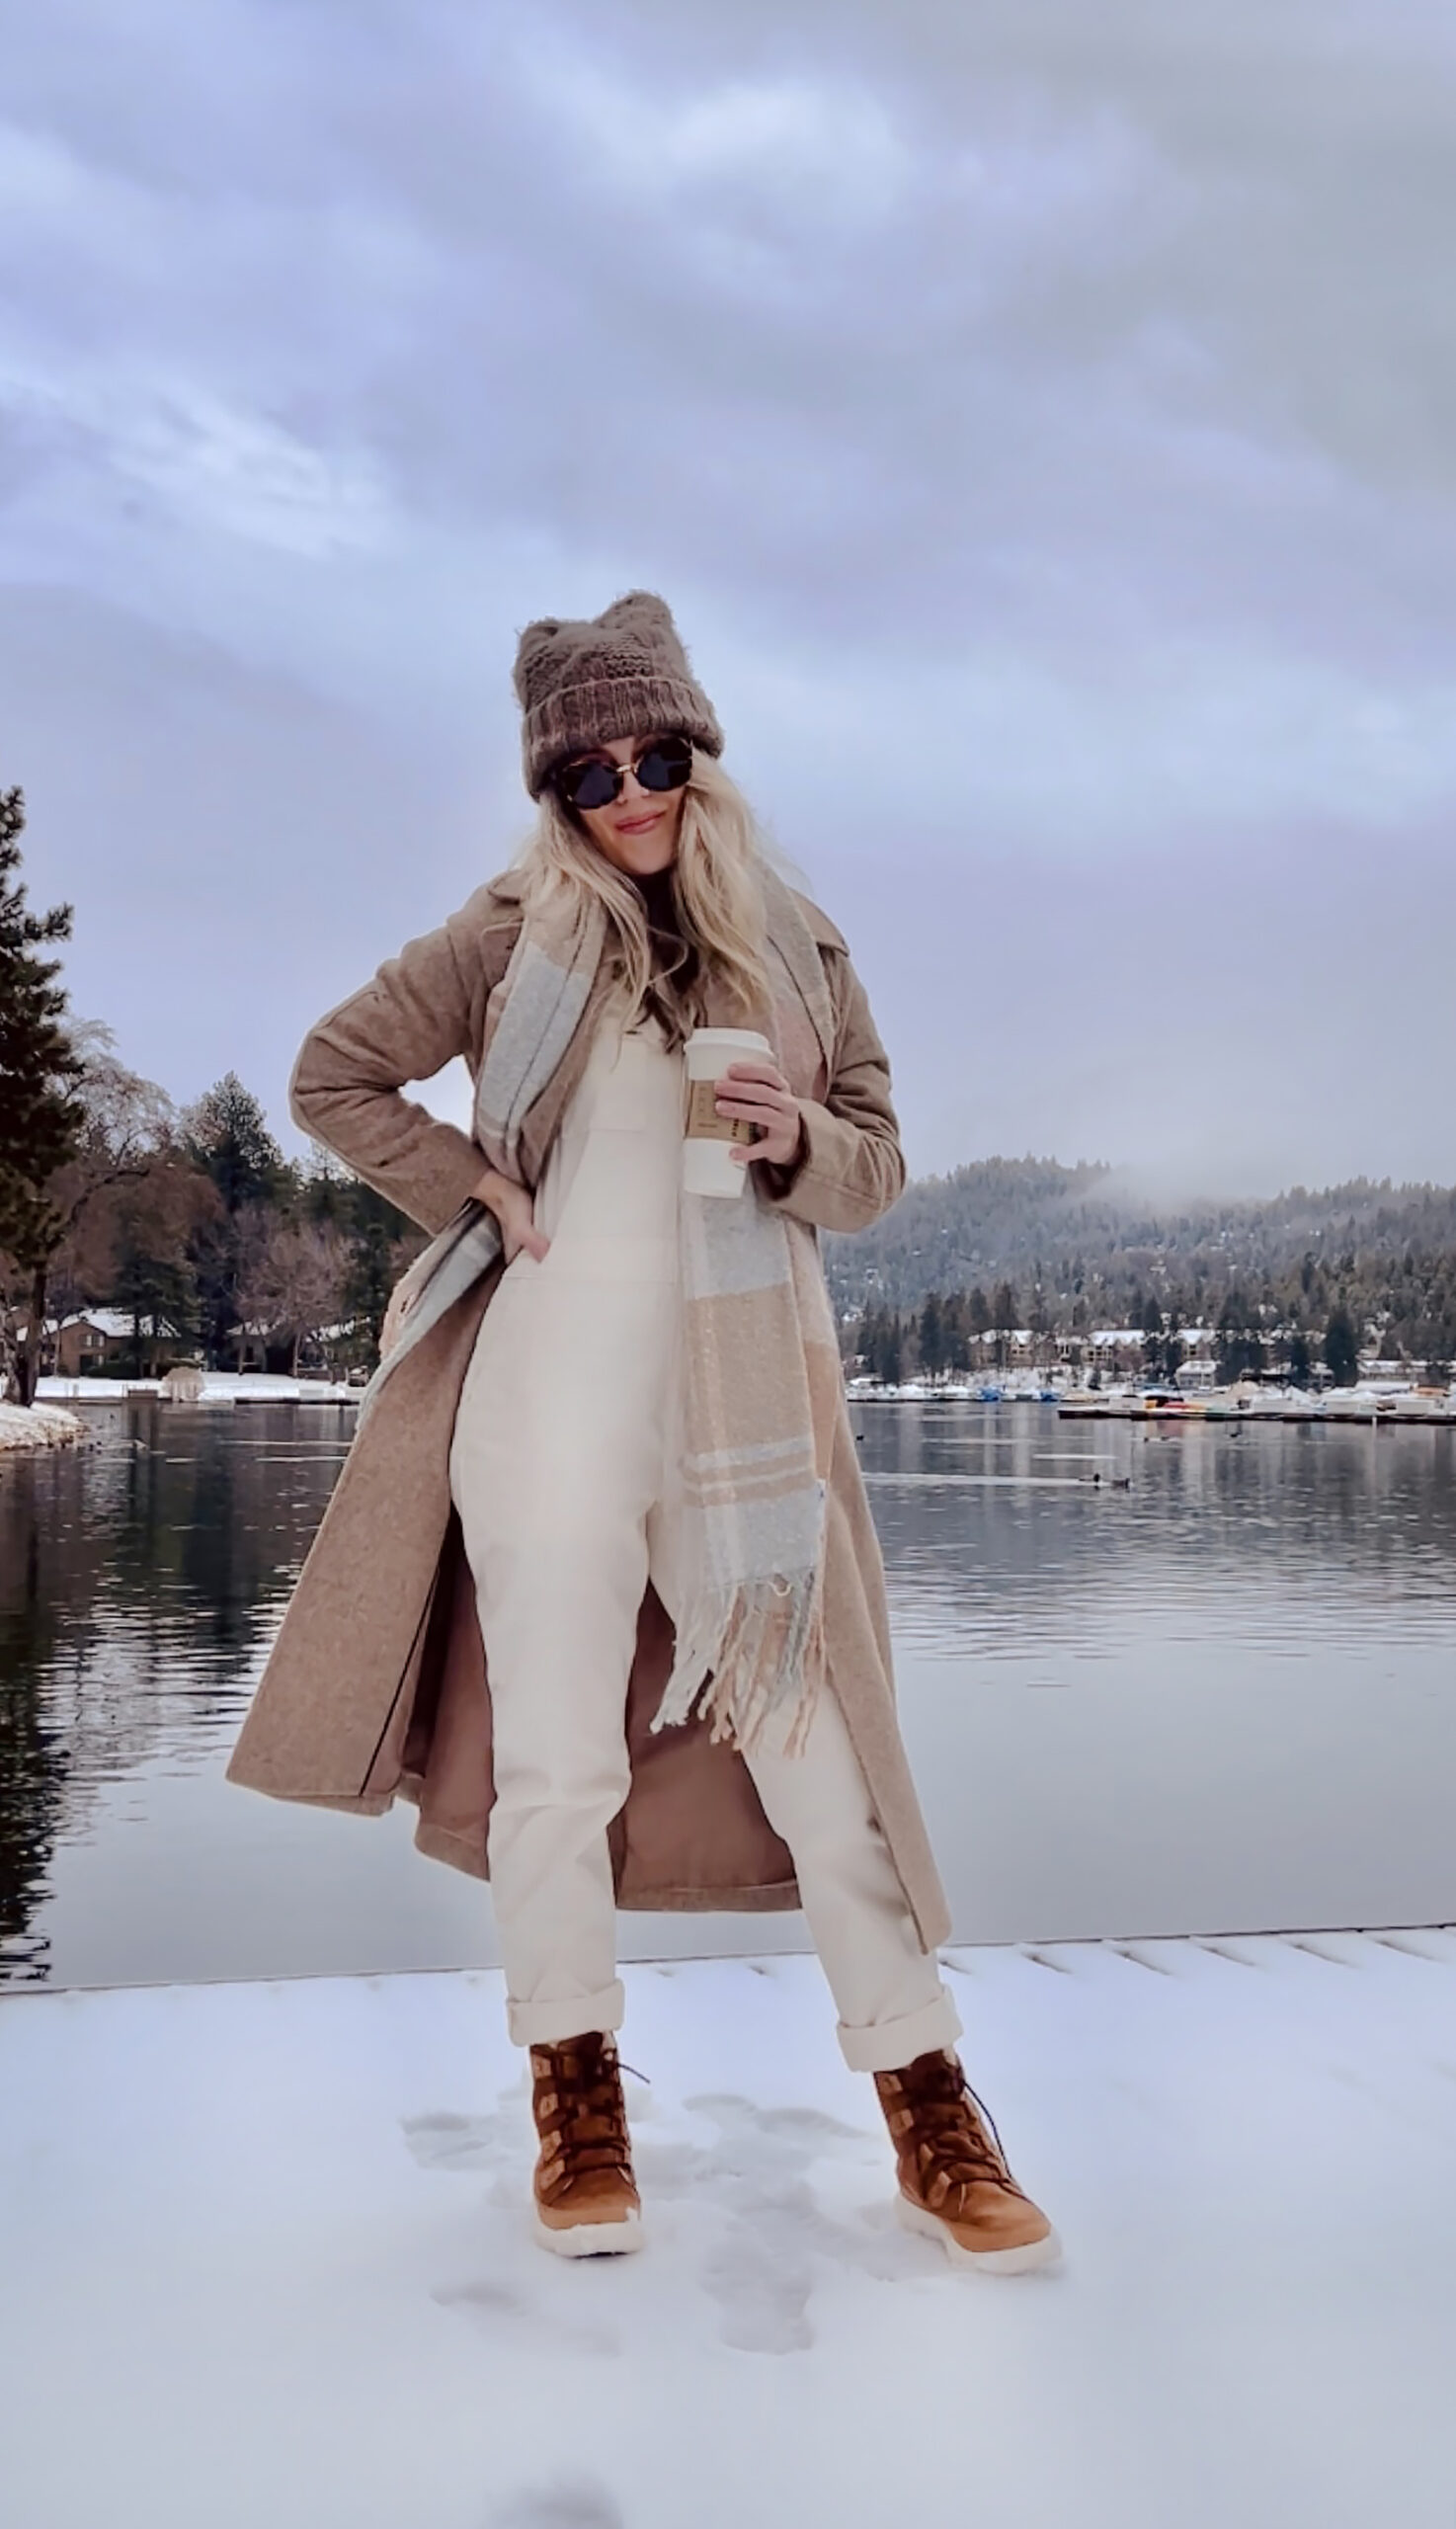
513, 590, 724, 798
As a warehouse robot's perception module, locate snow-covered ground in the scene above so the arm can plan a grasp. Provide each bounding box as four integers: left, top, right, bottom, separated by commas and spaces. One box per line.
3, 1934, 1453, 2528
0, 1399, 84, 1451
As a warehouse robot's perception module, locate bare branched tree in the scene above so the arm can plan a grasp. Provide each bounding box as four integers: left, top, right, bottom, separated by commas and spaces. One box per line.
235, 1216, 351, 1376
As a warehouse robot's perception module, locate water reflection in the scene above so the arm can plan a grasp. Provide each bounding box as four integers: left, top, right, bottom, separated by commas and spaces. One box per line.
856, 1404, 1456, 1654
0, 1516, 66, 1978
0, 1402, 353, 1979
2, 1401, 1454, 1983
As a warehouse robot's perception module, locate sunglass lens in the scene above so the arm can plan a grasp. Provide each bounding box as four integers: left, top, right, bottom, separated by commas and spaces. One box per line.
635, 738, 693, 793
561, 760, 619, 810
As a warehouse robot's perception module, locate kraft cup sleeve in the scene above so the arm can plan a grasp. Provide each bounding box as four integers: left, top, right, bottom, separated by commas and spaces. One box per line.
685, 1077, 757, 1146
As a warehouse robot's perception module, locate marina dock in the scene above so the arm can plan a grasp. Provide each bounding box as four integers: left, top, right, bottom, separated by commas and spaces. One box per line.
1057, 1387, 1456, 1425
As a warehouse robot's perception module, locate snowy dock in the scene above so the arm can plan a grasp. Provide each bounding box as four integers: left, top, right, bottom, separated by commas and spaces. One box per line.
35, 1370, 362, 1405
1058, 1391, 1456, 1425
3, 1932, 1453, 2527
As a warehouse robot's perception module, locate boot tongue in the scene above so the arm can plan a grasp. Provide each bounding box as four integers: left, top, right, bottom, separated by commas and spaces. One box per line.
901, 2048, 960, 2099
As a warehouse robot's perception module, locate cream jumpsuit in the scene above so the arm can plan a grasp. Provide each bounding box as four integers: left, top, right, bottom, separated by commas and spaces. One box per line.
447, 1000, 961, 2072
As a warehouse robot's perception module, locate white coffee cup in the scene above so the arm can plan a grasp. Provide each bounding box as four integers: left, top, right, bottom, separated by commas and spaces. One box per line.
683, 1026, 773, 1197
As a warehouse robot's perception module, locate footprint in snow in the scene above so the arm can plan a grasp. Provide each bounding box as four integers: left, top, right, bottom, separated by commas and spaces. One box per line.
654, 2092, 925, 2351
432, 2272, 620, 2360
402, 2103, 516, 2172
408, 2080, 926, 2359
408, 2087, 623, 2356
490, 2475, 623, 2528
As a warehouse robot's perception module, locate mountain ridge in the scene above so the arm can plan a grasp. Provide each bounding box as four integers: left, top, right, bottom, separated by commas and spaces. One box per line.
821, 1155, 1456, 1336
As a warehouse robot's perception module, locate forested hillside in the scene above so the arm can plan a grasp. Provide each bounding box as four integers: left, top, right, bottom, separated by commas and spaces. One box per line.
822, 1158, 1456, 1372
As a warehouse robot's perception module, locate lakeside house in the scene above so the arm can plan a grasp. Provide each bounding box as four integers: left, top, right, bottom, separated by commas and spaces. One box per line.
1175, 1355, 1219, 1390
924, 1326, 1227, 1377
14, 1309, 190, 1380
10, 1313, 364, 1382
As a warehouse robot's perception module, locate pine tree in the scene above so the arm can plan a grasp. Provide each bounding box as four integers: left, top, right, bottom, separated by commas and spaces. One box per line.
1215, 1288, 1265, 1383
942, 1291, 973, 1373
1324, 1301, 1359, 1388
990, 1280, 1019, 1368
0, 788, 84, 1402
341, 1182, 411, 1365
1420, 1308, 1456, 1385
1140, 1292, 1166, 1375
183, 1074, 287, 1365
876, 1316, 904, 1386
184, 1073, 284, 1214
112, 1233, 200, 1378
918, 1291, 948, 1379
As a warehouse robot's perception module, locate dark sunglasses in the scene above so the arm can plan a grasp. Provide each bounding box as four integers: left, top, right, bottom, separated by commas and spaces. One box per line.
553, 734, 693, 813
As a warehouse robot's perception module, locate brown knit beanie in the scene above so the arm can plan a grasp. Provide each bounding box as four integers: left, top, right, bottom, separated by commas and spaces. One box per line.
513, 590, 724, 798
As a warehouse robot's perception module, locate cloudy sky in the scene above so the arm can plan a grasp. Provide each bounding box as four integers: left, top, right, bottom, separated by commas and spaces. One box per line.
4, 0, 1454, 1193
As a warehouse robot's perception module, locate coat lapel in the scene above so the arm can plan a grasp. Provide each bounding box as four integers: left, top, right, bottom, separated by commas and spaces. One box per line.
761, 866, 837, 1083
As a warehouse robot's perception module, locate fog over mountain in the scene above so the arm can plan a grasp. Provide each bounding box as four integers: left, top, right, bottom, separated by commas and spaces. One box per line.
4, 1, 1455, 1189
822, 1157, 1456, 1327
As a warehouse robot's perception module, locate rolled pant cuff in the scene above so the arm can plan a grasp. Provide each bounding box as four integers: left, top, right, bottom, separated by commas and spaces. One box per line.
506, 1979, 626, 2050
837, 1981, 963, 2075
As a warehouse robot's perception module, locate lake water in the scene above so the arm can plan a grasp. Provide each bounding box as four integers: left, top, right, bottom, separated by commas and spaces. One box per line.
3, 1399, 1454, 1988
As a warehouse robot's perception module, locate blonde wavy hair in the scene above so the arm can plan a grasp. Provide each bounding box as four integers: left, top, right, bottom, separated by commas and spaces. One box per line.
512, 748, 781, 1036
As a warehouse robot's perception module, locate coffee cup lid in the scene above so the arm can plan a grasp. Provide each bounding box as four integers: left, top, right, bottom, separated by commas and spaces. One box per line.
686, 1026, 772, 1053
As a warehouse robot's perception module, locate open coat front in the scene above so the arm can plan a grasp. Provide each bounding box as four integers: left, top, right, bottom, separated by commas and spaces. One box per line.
225, 866, 951, 1952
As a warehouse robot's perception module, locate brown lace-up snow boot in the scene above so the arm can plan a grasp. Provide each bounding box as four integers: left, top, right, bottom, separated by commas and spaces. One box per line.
528, 2031, 643, 2258
875, 2049, 1060, 2273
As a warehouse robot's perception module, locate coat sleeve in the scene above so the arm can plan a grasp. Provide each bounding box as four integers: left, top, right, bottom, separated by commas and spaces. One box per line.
758, 942, 907, 1234
288, 885, 514, 1235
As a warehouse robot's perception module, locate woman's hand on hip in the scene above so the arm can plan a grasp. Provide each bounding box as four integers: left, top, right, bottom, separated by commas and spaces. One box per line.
474, 1165, 550, 1264
715, 1059, 806, 1171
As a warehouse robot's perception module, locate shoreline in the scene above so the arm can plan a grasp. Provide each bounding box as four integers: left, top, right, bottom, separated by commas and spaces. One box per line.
0, 1402, 87, 1454
36, 1372, 362, 1408
847, 1375, 1456, 1426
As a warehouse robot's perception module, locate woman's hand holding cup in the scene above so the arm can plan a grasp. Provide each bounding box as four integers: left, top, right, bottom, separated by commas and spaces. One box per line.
714, 1059, 805, 1170
683, 1027, 802, 1197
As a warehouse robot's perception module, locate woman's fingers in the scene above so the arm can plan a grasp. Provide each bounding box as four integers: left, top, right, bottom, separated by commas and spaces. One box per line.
712, 1061, 802, 1167
716, 1086, 795, 1129
516, 1187, 549, 1258
737, 1112, 806, 1166
715, 1061, 791, 1118
500, 1182, 549, 1262
718, 1058, 787, 1092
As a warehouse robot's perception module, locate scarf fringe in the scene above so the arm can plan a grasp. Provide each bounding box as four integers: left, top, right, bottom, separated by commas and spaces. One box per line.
650, 1568, 826, 1759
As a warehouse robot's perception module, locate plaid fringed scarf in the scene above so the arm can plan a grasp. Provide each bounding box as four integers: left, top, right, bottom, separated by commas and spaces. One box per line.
362, 870, 833, 1757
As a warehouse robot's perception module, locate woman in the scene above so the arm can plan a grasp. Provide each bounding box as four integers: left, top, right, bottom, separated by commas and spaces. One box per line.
227, 592, 1058, 2274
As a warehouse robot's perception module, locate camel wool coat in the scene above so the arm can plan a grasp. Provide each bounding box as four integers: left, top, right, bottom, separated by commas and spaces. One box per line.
225, 865, 952, 1952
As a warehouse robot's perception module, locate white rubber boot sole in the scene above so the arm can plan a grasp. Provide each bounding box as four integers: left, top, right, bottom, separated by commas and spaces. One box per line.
532, 2206, 645, 2259
896, 2190, 1062, 2274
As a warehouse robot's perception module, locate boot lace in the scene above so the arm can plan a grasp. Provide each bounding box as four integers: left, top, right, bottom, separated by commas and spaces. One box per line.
891, 2052, 1023, 2208
533, 2035, 634, 2199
